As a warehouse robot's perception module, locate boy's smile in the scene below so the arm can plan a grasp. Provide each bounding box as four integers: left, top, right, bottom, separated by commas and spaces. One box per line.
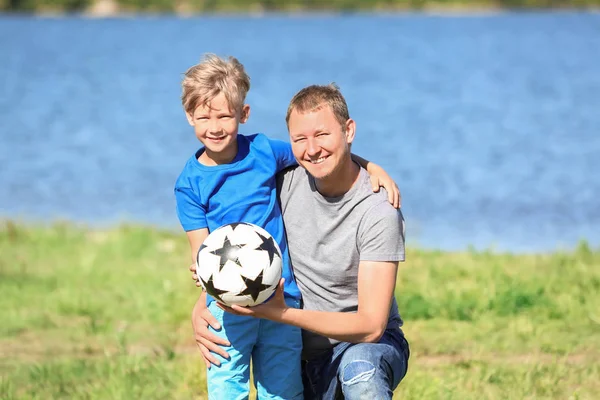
186, 92, 250, 166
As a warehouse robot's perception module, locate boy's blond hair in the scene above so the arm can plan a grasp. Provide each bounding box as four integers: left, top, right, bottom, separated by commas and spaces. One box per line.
182, 54, 250, 115
285, 83, 350, 129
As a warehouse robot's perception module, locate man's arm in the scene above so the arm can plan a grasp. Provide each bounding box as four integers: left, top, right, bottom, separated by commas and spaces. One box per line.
225, 260, 398, 343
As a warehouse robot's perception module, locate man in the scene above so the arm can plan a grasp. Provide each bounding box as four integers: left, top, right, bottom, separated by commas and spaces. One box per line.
192, 83, 409, 399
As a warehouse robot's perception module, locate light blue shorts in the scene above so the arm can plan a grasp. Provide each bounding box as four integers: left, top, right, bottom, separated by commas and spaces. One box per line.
206, 298, 303, 400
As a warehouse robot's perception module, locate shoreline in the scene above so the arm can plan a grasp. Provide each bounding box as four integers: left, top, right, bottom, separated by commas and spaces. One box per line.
1, 219, 596, 256
1, 3, 599, 18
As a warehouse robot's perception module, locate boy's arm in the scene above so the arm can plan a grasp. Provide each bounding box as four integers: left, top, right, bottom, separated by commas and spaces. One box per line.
268, 137, 298, 171
351, 154, 401, 208
192, 291, 231, 368
187, 228, 209, 286
176, 184, 229, 366
186, 228, 209, 263
187, 228, 232, 367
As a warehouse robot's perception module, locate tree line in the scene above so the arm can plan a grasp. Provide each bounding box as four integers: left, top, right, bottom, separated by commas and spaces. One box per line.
2, 0, 599, 13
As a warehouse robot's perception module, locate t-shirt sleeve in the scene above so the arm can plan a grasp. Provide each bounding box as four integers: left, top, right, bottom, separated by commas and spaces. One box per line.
268, 138, 298, 172
174, 186, 208, 231
276, 165, 299, 211
359, 204, 406, 262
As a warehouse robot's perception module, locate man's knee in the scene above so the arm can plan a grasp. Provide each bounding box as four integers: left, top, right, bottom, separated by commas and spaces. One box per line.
340, 343, 386, 373
341, 359, 377, 385
338, 345, 387, 396
340, 358, 391, 400
338, 342, 406, 399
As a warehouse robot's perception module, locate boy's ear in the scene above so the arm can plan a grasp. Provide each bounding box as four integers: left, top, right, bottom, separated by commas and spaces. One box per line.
344, 118, 356, 144
240, 104, 251, 123
185, 111, 194, 126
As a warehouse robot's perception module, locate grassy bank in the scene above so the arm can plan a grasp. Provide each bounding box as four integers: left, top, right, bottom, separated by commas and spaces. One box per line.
1, 221, 598, 399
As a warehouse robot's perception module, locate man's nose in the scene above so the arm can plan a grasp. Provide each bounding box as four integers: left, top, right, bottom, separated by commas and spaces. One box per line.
306, 138, 320, 156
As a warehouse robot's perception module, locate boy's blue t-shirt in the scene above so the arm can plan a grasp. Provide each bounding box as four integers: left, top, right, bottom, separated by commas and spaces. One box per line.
174, 133, 301, 302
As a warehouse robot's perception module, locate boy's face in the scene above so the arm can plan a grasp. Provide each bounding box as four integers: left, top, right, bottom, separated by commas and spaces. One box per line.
288, 105, 355, 181
186, 92, 250, 165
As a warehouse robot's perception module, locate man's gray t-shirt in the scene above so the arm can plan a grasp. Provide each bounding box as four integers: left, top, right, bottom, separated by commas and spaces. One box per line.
278, 165, 405, 360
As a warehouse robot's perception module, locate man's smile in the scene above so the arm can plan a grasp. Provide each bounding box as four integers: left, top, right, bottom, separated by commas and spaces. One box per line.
309, 156, 327, 164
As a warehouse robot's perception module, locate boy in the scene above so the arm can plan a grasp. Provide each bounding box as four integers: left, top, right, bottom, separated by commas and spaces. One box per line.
174, 54, 398, 399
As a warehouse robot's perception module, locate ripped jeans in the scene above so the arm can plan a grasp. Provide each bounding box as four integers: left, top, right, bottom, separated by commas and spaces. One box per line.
302, 328, 410, 400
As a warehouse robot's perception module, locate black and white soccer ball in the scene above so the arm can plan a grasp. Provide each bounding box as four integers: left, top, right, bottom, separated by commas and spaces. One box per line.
196, 222, 282, 307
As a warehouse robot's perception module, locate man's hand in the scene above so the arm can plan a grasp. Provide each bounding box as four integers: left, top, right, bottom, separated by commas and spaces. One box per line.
189, 263, 202, 287
368, 167, 401, 209
217, 279, 288, 322
191, 294, 231, 368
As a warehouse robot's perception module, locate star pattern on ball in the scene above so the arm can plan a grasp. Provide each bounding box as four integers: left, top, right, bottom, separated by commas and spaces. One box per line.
255, 231, 280, 264
240, 271, 272, 302
200, 275, 227, 303
210, 234, 243, 271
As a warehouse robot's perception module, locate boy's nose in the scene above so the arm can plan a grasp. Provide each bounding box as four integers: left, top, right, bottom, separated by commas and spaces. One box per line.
208, 119, 221, 134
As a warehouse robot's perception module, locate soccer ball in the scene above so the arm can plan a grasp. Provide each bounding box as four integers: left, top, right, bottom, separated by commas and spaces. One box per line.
196, 222, 282, 307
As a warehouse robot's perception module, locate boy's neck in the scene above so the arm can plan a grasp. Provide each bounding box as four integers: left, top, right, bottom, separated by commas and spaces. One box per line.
198, 142, 239, 166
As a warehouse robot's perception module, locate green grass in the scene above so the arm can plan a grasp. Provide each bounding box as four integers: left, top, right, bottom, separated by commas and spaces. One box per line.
1, 221, 599, 399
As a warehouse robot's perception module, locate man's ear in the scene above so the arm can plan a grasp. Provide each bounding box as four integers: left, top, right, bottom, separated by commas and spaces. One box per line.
344, 118, 356, 144
185, 111, 194, 126
240, 104, 251, 123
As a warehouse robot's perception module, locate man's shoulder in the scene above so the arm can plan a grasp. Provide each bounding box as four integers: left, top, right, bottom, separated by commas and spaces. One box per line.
355, 174, 406, 256
356, 169, 393, 205
276, 165, 303, 185
355, 170, 404, 221
276, 165, 307, 204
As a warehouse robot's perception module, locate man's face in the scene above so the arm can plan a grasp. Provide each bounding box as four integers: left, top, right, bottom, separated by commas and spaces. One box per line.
288, 105, 355, 181
186, 92, 249, 165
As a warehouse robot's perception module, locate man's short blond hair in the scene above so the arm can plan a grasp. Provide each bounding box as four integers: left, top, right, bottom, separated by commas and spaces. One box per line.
181, 54, 250, 114
285, 83, 350, 129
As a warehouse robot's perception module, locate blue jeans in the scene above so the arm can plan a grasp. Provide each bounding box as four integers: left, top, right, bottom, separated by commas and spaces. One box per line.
206, 298, 303, 400
302, 328, 410, 400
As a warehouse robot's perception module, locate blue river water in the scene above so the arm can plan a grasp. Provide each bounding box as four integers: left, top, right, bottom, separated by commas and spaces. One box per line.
1, 11, 599, 252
